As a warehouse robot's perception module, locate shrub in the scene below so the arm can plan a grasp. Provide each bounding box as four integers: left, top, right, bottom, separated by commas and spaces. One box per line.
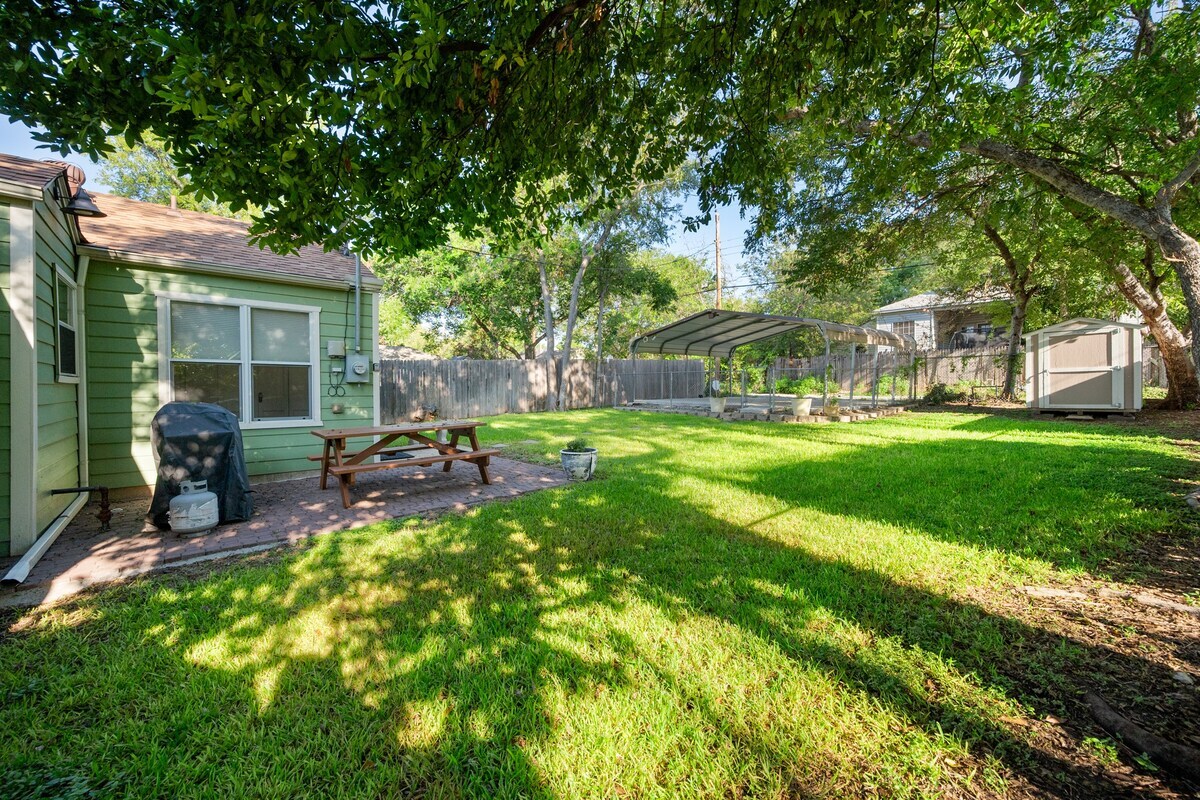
564, 438, 592, 452
924, 383, 966, 404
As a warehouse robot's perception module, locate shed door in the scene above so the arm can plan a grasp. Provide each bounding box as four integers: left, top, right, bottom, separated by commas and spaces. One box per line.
1040, 328, 1125, 409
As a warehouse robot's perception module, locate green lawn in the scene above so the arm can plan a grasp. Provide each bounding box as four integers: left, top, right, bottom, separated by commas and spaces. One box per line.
2, 410, 1195, 799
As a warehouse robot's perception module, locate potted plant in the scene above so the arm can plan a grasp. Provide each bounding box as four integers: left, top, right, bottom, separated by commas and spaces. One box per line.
560, 438, 598, 481
709, 385, 729, 413
792, 396, 813, 415
823, 396, 840, 417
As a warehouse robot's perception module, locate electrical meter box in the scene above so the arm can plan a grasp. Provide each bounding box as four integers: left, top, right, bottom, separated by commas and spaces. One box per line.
345, 353, 372, 383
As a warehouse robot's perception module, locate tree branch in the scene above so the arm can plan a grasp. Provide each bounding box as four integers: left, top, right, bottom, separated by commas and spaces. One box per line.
1154, 141, 1200, 216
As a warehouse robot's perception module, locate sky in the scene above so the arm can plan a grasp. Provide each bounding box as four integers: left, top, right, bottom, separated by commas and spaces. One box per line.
1, 115, 755, 295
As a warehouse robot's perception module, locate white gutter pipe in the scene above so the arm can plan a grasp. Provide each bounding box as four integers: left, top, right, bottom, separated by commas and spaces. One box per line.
1, 493, 88, 586
354, 251, 363, 354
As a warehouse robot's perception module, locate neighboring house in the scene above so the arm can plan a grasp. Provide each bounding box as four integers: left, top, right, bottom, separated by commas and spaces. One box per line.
873, 289, 1013, 350
0, 153, 382, 558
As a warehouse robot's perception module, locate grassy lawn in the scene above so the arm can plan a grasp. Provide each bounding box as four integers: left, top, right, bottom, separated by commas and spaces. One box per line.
2, 410, 1196, 799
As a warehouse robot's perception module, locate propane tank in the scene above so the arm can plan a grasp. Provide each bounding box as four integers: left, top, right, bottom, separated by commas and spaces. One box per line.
169, 480, 219, 535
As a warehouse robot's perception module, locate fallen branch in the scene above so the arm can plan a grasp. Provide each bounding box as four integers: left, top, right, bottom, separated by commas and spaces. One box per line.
1095, 587, 1200, 616
1019, 585, 1200, 617
1085, 692, 1200, 781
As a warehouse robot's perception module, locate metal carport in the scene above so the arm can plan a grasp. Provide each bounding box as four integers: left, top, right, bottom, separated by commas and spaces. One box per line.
629, 309, 917, 410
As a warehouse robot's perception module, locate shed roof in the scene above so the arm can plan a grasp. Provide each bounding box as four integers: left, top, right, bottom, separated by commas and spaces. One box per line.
630, 309, 916, 358
77, 193, 378, 287
1023, 317, 1145, 339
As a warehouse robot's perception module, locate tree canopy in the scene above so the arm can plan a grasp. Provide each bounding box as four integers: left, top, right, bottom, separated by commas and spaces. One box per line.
97, 134, 257, 220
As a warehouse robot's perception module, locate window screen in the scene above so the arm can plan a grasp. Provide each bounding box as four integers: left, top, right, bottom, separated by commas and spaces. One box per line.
55, 271, 78, 379
251, 308, 311, 362
166, 299, 316, 423
171, 302, 241, 360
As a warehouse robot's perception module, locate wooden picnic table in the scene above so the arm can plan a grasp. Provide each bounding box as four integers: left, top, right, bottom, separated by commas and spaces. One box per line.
310, 420, 499, 508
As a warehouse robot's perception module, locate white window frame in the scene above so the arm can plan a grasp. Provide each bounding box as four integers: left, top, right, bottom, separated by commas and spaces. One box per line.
157, 291, 322, 430
53, 265, 80, 384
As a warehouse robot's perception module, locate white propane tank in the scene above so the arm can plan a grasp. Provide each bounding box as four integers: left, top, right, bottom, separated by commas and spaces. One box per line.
169, 480, 219, 535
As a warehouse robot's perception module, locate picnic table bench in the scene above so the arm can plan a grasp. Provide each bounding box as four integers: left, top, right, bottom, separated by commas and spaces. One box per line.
310, 420, 499, 508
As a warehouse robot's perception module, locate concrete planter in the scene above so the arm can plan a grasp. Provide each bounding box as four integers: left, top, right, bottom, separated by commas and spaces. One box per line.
792, 397, 813, 416
559, 448, 598, 481
709, 396, 728, 413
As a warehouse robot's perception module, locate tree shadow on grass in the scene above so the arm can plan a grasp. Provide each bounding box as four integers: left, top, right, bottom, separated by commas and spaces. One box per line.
2, 421, 1196, 798
728, 430, 1196, 572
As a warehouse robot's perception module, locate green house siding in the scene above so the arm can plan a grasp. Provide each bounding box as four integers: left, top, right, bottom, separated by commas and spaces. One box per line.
33, 198, 81, 532
0, 202, 11, 553
86, 261, 376, 489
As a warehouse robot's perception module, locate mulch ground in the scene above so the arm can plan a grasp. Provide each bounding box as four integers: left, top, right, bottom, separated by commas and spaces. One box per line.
931, 406, 1200, 799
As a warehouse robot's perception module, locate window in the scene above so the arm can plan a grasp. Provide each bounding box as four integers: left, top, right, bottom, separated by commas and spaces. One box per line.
892, 320, 915, 337
163, 296, 319, 427
54, 267, 79, 382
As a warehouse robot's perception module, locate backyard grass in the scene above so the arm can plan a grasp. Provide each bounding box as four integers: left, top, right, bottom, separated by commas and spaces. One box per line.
2, 410, 1197, 799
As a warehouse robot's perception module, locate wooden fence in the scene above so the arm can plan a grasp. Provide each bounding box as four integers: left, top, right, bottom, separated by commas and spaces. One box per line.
379, 358, 705, 422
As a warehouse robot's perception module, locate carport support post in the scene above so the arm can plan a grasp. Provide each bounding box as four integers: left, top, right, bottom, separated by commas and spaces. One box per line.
768, 365, 775, 414
909, 351, 917, 401
871, 344, 880, 408
821, 333, 831, 408
668, 366, 673, 408
848, 345, 857, 410
890, 351, 898, 404
742, 367, 748, 407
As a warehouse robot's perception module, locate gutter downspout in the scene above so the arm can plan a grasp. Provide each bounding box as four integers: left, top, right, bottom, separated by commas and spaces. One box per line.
2, 493, 88, 585
354, 251, 363, 354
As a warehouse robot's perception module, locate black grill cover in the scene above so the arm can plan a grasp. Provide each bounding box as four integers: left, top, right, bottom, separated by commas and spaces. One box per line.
148, 402, 253, 529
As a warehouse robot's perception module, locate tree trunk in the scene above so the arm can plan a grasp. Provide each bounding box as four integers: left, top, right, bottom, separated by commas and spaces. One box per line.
557, 217, 617, 412
594, 286, 607, 406
1002, 301, 1026, 400
557, 255, 592, 412
979, 223, 1033, 402
537, 249, 558, 411
1108, 257, 1199, 408
961, 138, 1200, 379
1157, 228, 1200, 377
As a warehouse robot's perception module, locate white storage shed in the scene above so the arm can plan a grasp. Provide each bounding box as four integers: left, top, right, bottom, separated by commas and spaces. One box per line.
1023, 318, 1143, 413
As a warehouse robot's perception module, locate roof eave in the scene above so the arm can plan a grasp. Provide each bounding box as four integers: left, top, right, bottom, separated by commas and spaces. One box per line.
0, 178, 48, 201
77, 244, 384, 291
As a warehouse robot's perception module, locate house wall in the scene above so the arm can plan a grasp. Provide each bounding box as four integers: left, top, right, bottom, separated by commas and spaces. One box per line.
0, 202, 11, 553
33, 194, 81, 533
875, 311, 935, 348
933, 309, 997, 348
85, 260, 377, 490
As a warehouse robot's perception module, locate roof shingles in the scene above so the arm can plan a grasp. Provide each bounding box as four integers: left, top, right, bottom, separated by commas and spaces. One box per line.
80, 193, 371, 285
0, 153, 66, 191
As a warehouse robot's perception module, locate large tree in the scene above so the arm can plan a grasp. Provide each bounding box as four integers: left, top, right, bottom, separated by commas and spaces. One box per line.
722, 3, 1200, 386
8, 0, 1196, 380
97, 134, 256, 220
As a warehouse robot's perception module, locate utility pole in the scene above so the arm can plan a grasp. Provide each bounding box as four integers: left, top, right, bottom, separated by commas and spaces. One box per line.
714, 212, 723, 309
713, 214, 724, 394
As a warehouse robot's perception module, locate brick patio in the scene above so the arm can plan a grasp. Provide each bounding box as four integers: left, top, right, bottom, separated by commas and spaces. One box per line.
3, 456, 567, 606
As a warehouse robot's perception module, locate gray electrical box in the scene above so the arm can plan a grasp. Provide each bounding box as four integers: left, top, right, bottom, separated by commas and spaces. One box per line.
345, 353, 372, 383
327, 339, 346, 358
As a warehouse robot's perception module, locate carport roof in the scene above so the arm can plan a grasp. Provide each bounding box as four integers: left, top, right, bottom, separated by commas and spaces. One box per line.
630, 309, 916, 358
